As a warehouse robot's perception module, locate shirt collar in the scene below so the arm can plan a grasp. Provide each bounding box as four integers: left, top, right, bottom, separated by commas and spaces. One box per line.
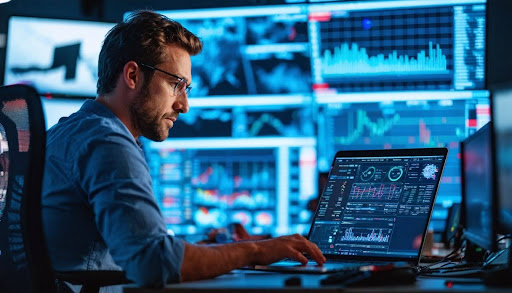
80, 99, 143, 148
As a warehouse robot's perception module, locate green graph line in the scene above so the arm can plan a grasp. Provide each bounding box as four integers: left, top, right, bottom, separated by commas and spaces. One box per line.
249, 114, 285, 136
335, 110, 401, 144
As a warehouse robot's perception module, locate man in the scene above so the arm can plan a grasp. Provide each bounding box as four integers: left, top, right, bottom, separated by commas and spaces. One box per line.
42, 10, 325, 289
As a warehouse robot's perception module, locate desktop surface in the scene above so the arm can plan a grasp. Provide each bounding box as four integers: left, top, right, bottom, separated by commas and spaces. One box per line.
123, 270, 504, 293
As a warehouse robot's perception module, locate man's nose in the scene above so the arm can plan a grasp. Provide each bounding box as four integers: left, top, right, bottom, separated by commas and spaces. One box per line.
174, 93, 189, 114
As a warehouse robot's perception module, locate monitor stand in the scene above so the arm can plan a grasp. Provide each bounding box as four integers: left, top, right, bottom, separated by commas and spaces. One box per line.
483, 246, 512, 287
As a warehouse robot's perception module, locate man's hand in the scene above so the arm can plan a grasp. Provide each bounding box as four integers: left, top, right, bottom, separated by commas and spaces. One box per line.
181, 234, 326, 282
251, 234, 326, 266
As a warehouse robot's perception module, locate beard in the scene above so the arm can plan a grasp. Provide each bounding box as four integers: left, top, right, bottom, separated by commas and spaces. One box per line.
129, 84, 169, 142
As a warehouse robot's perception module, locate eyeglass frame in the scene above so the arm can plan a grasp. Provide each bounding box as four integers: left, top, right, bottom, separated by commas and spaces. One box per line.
139, 62, 192, 96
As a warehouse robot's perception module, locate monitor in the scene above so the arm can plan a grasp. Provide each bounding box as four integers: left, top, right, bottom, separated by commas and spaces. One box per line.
148, 5, 313, 99
311, 0, 489, 232
3, 16, 115, 97
460, 122, 497, 251
491, 84, 512, 234
142, 137, 317, 237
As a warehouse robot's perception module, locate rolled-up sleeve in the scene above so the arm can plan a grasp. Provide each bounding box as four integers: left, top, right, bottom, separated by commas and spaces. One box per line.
76, 130, 184, 287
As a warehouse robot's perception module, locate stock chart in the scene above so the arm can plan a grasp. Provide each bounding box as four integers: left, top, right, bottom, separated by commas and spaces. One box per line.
316, 96, 489, 231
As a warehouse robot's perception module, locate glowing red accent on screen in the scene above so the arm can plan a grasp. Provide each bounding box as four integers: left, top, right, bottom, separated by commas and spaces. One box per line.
288, 27, 297, 41
308, 12, 332, 21
476, 106, 490, 115
466, 119, 477, 127
312, 83, 329, 90
449, 142, 459, 149
300, 158, 316, 167
419, 119, 431, 144
234, 175, 242, 188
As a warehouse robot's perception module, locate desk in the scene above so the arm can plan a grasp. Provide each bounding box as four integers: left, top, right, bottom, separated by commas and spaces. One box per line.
123, 270, 508, 293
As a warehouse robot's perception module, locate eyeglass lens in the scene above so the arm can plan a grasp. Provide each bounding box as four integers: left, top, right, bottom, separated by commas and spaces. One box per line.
174, 80, 190, 96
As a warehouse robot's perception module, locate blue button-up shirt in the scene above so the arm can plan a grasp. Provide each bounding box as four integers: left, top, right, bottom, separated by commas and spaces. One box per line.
42, 100, 184, 288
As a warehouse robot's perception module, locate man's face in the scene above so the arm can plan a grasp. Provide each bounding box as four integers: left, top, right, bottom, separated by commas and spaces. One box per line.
130, 45, 192, 141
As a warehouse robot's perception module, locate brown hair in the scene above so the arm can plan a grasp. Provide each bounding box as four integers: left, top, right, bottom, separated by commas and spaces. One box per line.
97, 10, 202, 95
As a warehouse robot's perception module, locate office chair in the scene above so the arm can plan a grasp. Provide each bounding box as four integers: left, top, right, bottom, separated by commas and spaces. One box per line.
0, 84, 129, 293
0, 84, 55, 292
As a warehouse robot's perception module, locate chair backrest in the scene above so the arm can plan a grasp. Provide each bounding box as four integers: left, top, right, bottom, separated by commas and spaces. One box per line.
0, 84, 56, 293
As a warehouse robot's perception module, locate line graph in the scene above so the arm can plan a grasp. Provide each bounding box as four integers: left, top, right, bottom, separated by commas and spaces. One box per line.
317, 99, 484, 207
236, 107, 314, 138
340, 227, 392, 243
249, 113, 286, 136
349, 183, 402, 201
334, 109, 400, 145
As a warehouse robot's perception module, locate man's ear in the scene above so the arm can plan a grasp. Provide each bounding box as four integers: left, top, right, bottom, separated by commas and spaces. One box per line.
122, 61, 142, 90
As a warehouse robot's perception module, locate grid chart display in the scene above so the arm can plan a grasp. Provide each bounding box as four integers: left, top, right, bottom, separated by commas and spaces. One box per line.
160, 7, 312, 98
453, 5, 486, 90
317, 97, 490, 230
309, 4, 485, 93
144, 143, 317, 236
309, 155, 445, 257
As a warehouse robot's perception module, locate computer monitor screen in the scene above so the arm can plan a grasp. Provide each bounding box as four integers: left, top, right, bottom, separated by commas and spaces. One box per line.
461, 122, 496, 251
492, 85, 512, 234
3, 16, 114, 97
152, 5, 312, 98
311, 0, 489, 232
143, 138, 317, 237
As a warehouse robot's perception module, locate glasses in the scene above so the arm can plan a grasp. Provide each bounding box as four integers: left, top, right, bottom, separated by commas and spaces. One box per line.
139, 63, 192, 96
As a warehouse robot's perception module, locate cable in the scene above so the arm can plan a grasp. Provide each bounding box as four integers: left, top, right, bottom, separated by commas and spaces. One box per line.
480, 234, 512, 267
417, 247, 462, 274
496, 234, 512, 243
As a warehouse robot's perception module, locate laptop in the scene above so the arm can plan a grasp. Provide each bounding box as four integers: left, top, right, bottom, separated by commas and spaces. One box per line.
249, 148, 448, 273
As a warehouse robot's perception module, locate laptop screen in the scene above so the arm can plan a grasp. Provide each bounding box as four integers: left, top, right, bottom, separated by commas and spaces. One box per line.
308, 148, 447, 262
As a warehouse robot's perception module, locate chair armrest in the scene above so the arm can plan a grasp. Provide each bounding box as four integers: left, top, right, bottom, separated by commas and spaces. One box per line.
55, 270, 131, 287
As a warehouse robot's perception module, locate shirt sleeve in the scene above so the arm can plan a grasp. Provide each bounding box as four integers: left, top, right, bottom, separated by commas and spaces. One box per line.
76, 129, 184, 287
